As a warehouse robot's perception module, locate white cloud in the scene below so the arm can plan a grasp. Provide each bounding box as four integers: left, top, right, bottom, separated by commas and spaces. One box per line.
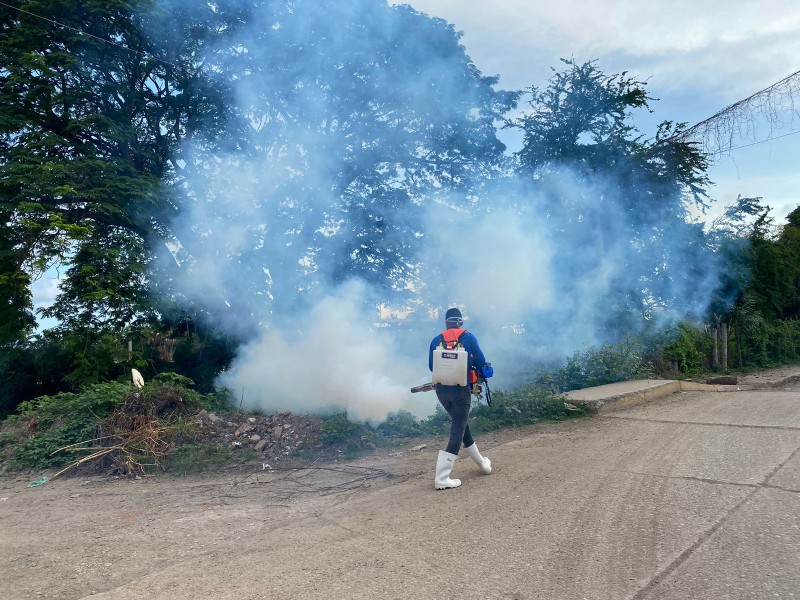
31, 273, 61, 308
394, 1, 800, 220
395, 0, 800, 103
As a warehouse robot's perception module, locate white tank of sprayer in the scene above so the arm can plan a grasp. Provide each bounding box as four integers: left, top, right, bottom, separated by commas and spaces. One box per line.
432, 346, 468, 386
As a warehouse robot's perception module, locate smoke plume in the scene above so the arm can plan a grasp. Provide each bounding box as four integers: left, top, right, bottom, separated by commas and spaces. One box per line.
150, 0, 728, 421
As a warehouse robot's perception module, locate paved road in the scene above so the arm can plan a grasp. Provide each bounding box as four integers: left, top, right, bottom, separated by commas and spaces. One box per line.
2, 388, 800, 599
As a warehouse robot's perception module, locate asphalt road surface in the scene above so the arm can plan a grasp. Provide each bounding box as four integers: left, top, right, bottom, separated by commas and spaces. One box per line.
2, 387, 799, 599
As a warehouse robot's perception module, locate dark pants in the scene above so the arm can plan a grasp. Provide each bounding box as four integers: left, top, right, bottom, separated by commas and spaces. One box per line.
435, 384, 474, 455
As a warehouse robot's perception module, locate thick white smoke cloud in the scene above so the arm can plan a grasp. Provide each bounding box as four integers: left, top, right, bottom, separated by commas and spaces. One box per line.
422, 203, 555, 324
217, 280, 434, 422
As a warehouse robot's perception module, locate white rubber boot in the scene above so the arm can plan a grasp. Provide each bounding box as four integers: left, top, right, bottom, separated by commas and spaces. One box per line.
434, 450, 462, 490
465, 443, 492, 474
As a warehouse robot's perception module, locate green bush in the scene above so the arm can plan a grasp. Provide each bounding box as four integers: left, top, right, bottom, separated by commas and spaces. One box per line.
3, 379, 232, 471
8, 382, 129, 468
420, 403, 455, 435
152, 372, 197, 388
201, 387, 237, 413
320, 412, 383, 450
535, 337, 652, 392
375, 410, 433, 438
659, 322, 712, 375
765, 320, 800, 364
742, 319, 800, 367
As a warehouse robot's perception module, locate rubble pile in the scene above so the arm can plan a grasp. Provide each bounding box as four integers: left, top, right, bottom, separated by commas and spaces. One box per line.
197, 410, 324, 462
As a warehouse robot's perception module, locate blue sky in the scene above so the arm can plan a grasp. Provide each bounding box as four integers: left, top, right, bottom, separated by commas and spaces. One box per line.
395, 0, 800, 224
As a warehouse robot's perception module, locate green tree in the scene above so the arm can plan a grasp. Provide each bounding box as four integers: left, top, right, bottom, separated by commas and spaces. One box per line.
706, 200, 800, 368
0, 0, 248, 406
0, 0, 236, 332
0, 223, 35, 347
775, 205, 800, 319
165, 1, 518, 328
512, 59, 715, 338
0, 222, 36, 416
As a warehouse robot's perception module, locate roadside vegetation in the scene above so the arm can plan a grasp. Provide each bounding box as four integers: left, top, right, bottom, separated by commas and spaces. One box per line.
0, 376, 585, 476
1, 314, 795, 478
2, 2, 799, 478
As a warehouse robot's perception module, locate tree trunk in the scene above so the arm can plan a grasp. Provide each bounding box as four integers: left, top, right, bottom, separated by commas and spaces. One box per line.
721, 322, 728, 370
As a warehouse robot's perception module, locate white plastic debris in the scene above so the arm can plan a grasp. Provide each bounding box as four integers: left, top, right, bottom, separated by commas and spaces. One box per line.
131, 368, 145, 389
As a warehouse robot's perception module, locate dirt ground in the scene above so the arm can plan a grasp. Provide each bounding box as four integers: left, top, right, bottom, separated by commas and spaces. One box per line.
0, 422, 527, 600
2, 365, 799, 600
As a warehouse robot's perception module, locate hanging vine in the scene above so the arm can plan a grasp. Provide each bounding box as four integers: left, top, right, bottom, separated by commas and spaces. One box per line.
670, 68, 800, 156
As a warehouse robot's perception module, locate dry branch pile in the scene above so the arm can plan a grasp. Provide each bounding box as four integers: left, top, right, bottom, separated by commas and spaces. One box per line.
51, 386, 202, 479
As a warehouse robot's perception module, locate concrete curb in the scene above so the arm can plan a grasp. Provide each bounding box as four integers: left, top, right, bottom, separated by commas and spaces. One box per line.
678, 381, 752, 393
566, 380, 751, 414
564, 369, 800, 414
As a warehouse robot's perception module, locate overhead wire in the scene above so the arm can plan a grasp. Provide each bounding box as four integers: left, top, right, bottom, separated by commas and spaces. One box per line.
674, 68, 800, 141
705, 128, 800, 155
0, 0, 178, 68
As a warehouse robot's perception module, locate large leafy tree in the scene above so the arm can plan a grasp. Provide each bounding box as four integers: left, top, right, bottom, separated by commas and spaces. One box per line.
0, 221, 36, 416
1, 0, 517, 403
773, 206, 800, 319
0, 222, 35, 346
512, 59, 715, 337
0, 0, 245, 401
0, 0, 236, 333
744, 206, 800, 321
166, 1, 518, 330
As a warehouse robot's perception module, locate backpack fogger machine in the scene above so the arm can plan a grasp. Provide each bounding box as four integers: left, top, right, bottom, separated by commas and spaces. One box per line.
411, 360, 494, 406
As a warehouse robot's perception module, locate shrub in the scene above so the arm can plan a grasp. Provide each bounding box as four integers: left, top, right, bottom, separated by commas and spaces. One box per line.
535, 337, 652, 392
3, 379, 232, 473
659, 322, 712, 375
319, 412, 383, 451
742, 319, 800, 368
375, 410, 432, 438
8, 382, 129, 468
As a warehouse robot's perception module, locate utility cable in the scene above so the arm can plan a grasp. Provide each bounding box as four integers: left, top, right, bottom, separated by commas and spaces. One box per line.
668, 67, 800, 157
0, 0, 178, 68
706, 128, 800, 155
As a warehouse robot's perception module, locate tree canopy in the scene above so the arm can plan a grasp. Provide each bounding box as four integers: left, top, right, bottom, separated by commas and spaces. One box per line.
511, 59, 717, 337
1, 1, 796, 414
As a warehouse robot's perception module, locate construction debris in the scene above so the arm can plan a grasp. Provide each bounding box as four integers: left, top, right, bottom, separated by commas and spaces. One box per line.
197, 410, 324, 463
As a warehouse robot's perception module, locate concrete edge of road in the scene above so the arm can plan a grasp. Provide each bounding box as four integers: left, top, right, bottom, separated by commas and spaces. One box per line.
565, 374, 800, 414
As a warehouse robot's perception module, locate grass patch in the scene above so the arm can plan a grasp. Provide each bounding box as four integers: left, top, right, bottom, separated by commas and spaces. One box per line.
468, 386, 587, 434
326, 386, 587, 448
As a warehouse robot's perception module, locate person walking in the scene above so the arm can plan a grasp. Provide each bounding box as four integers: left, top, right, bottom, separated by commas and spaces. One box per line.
429, 307, 492, 490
